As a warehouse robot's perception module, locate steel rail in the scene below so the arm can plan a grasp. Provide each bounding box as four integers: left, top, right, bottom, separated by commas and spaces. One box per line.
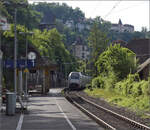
65, 94, 116, 130
76, 94, 150, 130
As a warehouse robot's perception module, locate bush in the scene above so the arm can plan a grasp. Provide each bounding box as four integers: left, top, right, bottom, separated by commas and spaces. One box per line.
91, 71, 118, 90
92, 77, 100, 88
141, 80, 150, 96
115, 74, 149, 97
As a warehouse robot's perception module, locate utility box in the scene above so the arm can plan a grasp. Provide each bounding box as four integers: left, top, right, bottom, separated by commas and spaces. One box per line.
6, 92, 16, 115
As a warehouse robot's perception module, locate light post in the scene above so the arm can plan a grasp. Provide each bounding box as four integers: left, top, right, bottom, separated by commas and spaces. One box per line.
19, 31, 34, 96
8, 2, 28, 94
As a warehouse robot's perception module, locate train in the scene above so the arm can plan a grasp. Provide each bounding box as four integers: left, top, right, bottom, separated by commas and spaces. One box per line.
68, 72, 91, 90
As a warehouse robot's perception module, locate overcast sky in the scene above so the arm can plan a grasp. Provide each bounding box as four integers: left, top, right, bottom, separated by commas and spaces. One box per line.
28, 0, 150, 31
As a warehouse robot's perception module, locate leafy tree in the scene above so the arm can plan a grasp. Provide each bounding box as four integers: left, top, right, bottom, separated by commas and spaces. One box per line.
88, 22, 109, 69
96, 44, 137, 80
141, 27, 148, 32
32, 2, 84, 24
87, 22, 109, 76
0, 0, 42, 30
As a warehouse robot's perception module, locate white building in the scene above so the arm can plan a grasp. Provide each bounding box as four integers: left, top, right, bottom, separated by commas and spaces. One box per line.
76, 23, 85, 32
72, 37, 90, 60
110, 19, 134, 33
65, 20, 74, 28
65, 19, 91, 32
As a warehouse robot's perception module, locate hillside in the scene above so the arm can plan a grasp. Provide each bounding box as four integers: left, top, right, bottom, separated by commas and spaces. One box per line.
30, 2, 150, 47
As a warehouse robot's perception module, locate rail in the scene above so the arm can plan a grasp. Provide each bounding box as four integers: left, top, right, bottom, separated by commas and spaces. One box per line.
64, 90, 150, 130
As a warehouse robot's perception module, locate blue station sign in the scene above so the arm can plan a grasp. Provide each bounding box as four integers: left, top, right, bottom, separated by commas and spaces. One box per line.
4, 59, 36, 69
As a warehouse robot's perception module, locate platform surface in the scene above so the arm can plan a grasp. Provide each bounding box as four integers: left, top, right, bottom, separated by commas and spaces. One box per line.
0, 88, 104, 130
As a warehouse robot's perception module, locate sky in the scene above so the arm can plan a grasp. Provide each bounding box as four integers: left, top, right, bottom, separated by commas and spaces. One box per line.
28, 0, 150, 31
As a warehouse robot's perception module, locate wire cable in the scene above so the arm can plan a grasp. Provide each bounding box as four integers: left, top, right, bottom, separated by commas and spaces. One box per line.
111, 1, 146, 15
89, 1, 101, 18
103, 0, 122, 19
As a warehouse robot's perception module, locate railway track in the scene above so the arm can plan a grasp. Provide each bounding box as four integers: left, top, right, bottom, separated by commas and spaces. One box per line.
65, 90, 150, 130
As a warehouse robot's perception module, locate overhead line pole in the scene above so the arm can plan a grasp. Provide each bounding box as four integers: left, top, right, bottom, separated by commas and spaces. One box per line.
14, 8, 17, 94
19, 31, 34, 96
25, 31, 28, 96
11, 2, 28, 94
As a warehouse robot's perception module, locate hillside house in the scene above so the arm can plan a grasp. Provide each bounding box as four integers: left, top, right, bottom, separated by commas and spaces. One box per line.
72, 37, 90, 60
126, 39, 150, 64
65, 20, 74, 28
110, 19, 134, 33
65, 19, 91, 32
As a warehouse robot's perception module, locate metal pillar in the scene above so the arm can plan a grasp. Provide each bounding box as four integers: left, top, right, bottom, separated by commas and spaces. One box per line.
14, 8, 17, 94
25, 33, 28, 95
43, 69, 45, 94
0, 51, 2, 110
18, 70, 23, 96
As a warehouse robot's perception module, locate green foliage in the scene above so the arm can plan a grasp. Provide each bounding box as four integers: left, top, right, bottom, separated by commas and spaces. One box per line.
32, 2, 84, 25
88, 22, 109, 76
31, 28, 72, 63
108, 31, 148, 42
17, 5, 42, 29
31, 2, 87, 46
92, 77, 101, 88
85, 87, 150, 112
0, 0, 42, 29
88, 22, 109, 60
91, 71, 118, 90
115, 74, 150, 97
96, 44, 136, 79
87, 44, 150, 112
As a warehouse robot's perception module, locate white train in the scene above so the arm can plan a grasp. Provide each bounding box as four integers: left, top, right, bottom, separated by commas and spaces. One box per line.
68, 72, 91, 90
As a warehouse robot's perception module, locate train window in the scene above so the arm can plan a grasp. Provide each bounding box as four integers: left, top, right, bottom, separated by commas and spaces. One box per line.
70, 73, 79, 79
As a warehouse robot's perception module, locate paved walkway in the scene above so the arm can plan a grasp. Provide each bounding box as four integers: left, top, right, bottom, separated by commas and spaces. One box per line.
0, 88, 103, 130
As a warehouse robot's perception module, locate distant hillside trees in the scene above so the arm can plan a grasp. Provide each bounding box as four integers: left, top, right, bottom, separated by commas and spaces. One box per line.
31, 2, 85, 25
0, 0, 42, 29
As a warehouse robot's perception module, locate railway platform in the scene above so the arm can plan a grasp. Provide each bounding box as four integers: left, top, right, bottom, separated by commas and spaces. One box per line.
0, 88, 103, 130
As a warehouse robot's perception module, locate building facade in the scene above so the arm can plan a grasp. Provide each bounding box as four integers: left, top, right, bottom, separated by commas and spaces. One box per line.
110, 19, 134, 33
72, 37, 90, 60
126, 39, 150, 64
65, 19, 91, 32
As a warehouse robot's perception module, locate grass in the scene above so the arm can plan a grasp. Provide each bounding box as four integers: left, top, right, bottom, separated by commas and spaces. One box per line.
84, 88, 150, 115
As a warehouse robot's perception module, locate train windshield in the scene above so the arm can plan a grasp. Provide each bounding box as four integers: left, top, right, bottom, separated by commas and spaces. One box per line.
70, 73, 80, 79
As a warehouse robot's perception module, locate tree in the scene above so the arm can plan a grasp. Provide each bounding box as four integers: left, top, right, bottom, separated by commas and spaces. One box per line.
96, 44, 137, 80
141, 27, 148, 32
87, 22, 109, 76
88, 22, 109, 63
0, 0, 42, 30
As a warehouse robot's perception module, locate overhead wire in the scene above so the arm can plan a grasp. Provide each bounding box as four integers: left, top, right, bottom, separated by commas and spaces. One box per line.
89, 1, 101, 18
103, 0, 122, 19
110, 1, 146, 15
